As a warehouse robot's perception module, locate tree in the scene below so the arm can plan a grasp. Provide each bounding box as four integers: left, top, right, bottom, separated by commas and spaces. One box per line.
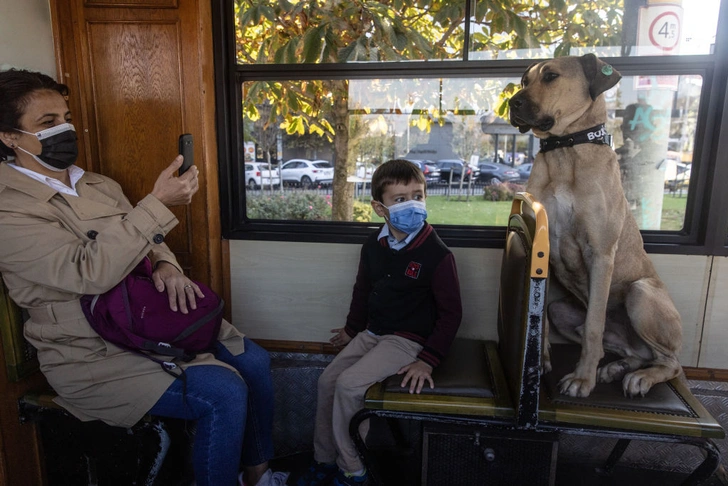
236, 0, 623, 220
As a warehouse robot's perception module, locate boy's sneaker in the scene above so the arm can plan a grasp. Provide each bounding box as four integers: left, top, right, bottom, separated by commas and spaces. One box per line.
295, 461, 338, 486
332, 469, 368, 486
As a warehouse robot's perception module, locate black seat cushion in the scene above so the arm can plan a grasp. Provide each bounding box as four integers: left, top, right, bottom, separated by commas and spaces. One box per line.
543, 343, 697, 417
382, 338, 495, 399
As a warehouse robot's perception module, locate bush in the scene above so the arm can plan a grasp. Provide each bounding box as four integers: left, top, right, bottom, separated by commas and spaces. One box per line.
482, 182, 527, 202
247, 192, 332, 220
353, 200, 373, 222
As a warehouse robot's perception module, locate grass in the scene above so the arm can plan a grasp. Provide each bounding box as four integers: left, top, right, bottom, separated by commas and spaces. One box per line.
425, 195, 515, 226
377, 193, 688, 229
660, 192, 689, 231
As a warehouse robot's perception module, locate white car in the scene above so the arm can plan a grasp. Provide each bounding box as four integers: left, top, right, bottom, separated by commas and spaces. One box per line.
245, 162, 280, 189
280, 159, 334, 188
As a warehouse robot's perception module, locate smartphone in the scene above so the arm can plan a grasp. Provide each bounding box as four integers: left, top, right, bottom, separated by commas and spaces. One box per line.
178, 134, 194, 175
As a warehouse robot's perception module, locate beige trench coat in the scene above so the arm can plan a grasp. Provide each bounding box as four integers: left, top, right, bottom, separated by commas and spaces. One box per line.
0, 163, 245, 427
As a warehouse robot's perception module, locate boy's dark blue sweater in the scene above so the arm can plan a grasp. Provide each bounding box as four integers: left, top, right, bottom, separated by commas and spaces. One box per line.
344, 223, 462, 367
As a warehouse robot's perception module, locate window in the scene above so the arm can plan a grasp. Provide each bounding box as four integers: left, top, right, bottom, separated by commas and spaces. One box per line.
214, 0, 728, 252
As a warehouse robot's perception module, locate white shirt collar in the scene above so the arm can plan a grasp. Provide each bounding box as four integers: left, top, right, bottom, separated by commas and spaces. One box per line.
7, 163, 85, 197
377, 222, 424, 251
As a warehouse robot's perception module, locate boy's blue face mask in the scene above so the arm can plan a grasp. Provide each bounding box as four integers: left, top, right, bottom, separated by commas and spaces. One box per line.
380, 200, 428, 235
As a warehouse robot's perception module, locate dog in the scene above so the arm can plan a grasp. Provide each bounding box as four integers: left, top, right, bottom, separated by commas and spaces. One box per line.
508, 53, 683, 398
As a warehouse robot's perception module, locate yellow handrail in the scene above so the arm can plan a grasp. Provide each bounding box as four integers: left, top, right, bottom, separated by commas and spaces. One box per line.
510, 192, 549, 279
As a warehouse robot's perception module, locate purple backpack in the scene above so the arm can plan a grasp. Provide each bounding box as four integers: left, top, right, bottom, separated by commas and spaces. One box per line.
80, 258, 224, 371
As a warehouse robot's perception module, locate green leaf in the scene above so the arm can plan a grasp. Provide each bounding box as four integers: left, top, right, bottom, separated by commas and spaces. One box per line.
302, 26, 325, 63
260, 5, 277, 22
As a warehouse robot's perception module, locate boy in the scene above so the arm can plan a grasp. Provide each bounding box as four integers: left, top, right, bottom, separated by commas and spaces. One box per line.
298, 159, 462, 486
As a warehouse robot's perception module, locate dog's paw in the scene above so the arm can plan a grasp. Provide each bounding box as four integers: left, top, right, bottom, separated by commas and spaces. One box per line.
598, 360, 630, 384
558, 373, 595, 398
622, 370, 655, 397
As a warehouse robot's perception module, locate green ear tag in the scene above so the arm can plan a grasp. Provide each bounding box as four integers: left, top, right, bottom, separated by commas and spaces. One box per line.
602, 65, 614, 76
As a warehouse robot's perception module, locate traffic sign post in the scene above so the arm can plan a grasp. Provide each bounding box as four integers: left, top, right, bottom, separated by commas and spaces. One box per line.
636, 4, 683, 55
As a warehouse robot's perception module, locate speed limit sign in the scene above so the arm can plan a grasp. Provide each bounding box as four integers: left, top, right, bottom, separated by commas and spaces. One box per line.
637, 4, 683, 55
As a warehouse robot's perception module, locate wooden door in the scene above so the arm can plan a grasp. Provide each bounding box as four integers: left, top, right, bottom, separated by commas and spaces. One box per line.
0, 1, 222, 483
50, 0, 223, 290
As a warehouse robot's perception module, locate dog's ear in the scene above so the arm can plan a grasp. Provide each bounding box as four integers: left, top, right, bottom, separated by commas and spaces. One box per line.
521, 62, 539, 87
579, 53, 622, 100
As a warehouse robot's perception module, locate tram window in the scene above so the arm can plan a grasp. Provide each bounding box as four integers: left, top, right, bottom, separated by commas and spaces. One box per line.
217, 0, 727, 250
611, 75, 702, 232
233, 1, 720, 64
239, 74, 702, 232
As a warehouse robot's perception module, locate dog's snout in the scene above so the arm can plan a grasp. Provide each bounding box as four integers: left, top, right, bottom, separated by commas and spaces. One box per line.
509, 96, 523, 109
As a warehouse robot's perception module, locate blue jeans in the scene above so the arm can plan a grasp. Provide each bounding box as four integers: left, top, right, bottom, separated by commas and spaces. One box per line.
149, 338, 275, 486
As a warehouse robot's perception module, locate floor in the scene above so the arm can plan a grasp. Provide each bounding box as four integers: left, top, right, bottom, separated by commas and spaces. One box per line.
271, 435, 726, 486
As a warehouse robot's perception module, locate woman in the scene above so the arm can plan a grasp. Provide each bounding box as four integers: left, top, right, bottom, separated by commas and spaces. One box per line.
0, 69, 287, 486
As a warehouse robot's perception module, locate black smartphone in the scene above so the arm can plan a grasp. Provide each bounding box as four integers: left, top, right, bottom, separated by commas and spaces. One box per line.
178, 134, 194, 175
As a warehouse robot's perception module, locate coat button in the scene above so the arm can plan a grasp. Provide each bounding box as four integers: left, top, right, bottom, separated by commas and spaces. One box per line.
153, 234, 164, 244
86, 230, 98, 240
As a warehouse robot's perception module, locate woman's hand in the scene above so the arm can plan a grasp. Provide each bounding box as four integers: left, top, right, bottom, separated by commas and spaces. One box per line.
151, 155, 199, 207
398, 360, 434, 394
151, 261, 205, 314
330, 328, 353, 348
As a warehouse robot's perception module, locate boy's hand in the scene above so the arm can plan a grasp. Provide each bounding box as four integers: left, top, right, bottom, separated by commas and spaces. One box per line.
330, 328, 352, 347
398, 360, 434, 394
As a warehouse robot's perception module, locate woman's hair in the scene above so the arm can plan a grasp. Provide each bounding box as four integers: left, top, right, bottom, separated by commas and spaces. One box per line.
0, 69, 69, 161
371, 159, 427, 202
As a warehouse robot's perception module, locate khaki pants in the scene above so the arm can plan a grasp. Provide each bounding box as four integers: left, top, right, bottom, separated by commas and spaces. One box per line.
313, 332, 423, 473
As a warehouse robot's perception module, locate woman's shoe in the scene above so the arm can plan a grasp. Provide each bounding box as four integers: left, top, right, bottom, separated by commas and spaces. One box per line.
240, 469, 291, 486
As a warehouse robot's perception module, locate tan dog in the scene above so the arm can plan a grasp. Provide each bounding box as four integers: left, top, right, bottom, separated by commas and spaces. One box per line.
509, 54, 682, 398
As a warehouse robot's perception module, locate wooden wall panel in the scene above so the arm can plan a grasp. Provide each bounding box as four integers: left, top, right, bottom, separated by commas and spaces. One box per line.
84, 0, 178, 7
51, 0, 220, 285
85, 20, 192, 264
0, 2, 223, 483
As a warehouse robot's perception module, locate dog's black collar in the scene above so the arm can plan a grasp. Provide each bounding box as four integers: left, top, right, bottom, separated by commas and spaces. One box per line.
539, 124, 611, 153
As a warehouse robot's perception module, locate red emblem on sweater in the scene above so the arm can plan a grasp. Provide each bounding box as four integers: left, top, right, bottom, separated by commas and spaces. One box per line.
405, 261, 422, 279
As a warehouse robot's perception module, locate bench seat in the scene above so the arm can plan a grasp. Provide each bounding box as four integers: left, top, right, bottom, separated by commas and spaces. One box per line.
364, 339, 513, 418
539, 343, 725, 439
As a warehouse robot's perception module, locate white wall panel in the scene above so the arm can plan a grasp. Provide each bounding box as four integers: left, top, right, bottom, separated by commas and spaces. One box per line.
0, 0, 56, 75
229, 240, 502, 343
648, 254, 711, 367
700, 256, 728, 368
229, 241, 712, 367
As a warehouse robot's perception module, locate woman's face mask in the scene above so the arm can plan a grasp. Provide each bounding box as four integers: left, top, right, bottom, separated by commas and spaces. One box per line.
15, 123, 78, 171
379, 199, 428, 235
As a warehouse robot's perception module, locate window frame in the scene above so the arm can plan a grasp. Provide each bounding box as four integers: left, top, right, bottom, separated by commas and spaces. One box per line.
212, 0, 728, 254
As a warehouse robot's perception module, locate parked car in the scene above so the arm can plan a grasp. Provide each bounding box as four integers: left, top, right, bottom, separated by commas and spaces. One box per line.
665, 165, 691, 192
280, 159, 334, 188
244, 162, 280, 189
477, 162, 521, 185
404, 159, 441, 186
660, 159, 691, 193
355, 162, 375, 181
516, 163, 533, 183
436, 159, 479, 183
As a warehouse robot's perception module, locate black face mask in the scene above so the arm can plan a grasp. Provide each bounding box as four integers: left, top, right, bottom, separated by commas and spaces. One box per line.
16, 123, 78, 171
